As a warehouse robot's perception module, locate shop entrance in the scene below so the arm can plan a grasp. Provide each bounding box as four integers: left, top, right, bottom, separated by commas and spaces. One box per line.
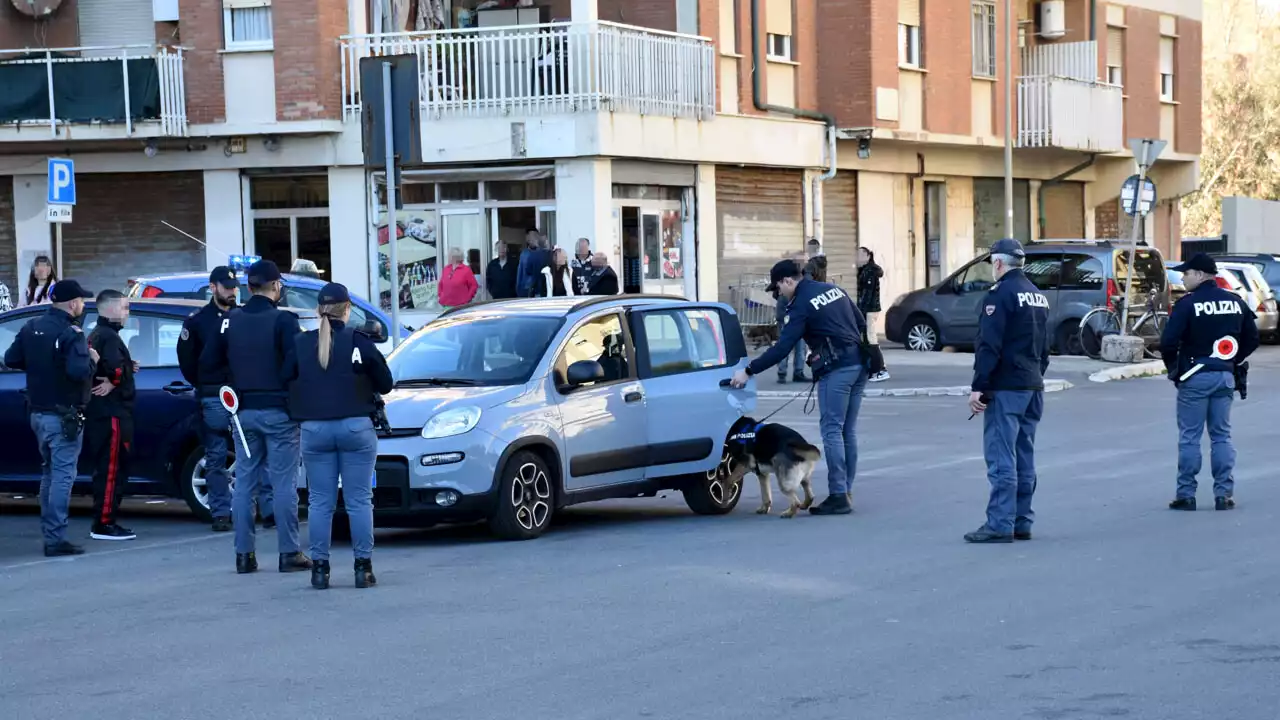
614, 185, 693, 299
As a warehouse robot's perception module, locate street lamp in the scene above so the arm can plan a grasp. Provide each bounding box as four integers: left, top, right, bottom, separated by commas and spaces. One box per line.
1003, 0, 1014, 240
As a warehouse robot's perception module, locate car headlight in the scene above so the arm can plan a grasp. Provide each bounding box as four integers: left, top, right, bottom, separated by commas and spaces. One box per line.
891, 294, 908, 308
421, 407, 482, 439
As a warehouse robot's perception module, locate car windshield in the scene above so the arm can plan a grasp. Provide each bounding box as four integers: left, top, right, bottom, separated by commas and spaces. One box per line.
388, 314, 562, 387
1114, 249, 1166, 296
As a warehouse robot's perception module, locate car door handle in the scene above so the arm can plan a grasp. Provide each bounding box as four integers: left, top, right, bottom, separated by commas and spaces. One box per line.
624, 391, 643, 403
162, 382, 194, 395
719, 379, 733, 388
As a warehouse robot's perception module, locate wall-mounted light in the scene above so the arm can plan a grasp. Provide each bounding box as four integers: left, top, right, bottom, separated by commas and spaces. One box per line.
263, 135, 280, 152
144, 139, 158, 158
857, 137, 871, 160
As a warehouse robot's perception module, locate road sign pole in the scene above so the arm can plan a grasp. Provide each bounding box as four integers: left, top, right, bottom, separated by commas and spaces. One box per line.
54, 222, 63, 277
1119, 138, 1165, 336
382, 60, 401, 350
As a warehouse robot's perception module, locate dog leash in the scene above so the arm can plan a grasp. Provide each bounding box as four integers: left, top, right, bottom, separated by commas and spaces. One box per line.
759, 378, 818, 425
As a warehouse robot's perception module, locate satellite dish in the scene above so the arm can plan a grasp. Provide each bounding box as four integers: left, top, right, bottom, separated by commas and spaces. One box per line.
11, 0, 63, 18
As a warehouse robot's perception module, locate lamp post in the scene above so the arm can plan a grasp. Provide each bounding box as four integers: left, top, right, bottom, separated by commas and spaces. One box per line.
1003, 0, 1014, 239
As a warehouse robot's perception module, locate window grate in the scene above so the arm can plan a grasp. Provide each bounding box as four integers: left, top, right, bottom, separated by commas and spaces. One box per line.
971, 1, 996, 78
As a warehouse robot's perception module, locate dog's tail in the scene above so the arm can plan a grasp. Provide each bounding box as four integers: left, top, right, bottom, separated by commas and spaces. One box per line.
788, 440, 822, 462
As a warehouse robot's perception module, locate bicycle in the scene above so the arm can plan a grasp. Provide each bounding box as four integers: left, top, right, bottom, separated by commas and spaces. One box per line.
1077, 287, 1169, 360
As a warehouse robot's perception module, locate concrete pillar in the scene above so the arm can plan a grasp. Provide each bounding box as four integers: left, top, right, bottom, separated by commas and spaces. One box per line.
1028, 180, 1042, 242
202, 169, 245, 270
695, 163, 717, 302
571, 0, 597, 22
11, 175, 53, 277
554, 157, 613, 264
328, 166, 370, 297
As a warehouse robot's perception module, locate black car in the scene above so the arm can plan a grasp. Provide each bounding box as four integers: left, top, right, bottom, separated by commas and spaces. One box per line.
0, 299, 318, 521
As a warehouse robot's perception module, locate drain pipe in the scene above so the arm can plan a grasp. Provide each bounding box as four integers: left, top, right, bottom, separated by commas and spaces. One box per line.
750, 0, 836, 245
1037, 154, 1097, 239
1090, 0, 1098, 41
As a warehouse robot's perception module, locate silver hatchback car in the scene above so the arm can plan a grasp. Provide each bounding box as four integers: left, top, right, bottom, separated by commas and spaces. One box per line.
373, 295, 758, 540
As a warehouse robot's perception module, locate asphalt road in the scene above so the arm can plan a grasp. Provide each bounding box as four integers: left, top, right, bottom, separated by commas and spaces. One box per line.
3, 351, 1280, 720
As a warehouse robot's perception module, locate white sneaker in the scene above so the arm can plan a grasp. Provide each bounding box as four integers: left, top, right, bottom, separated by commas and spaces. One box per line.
869, 371, 890, 383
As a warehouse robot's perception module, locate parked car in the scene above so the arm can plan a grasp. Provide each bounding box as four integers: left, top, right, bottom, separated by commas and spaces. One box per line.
885, 241, 1168, 356
1210, 253, 1280, 293
1218, 261, 1279, 341
1166, 265, 1188, 303
0, 299, 319, 521
371, 295, 757, 539
126, 271, 409, 354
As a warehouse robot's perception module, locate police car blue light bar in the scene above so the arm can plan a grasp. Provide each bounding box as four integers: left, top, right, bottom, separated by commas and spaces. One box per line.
228, 254, 261, 271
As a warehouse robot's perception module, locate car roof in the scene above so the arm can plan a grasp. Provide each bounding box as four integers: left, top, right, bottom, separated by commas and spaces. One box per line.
1, 298, 319, 319
435, 294, 711, 321
132, 271, 326, 288
1212, 253, 1280, 262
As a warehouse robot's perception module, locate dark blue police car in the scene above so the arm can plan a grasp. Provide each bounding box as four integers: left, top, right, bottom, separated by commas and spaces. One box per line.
0, 298, 318, 521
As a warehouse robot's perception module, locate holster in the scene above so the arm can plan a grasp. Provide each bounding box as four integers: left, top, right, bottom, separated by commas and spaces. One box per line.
1234, 361, 1249, 400
805, 339, 838, 379
54, 405, 85, 441
371, 395, 392, 436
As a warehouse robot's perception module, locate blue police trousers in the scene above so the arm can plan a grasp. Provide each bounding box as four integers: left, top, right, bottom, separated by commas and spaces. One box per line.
1176, 370, 1236, 500
301, 417, 378, 562
981, 390, 1043, 536
233, 408, 301, 555
818, 364, 868, 495
31, 413, 84, 547
775, 315, 807, 378
202, 398, 274, 521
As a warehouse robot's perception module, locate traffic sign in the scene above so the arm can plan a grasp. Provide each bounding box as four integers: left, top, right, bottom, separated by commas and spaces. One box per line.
47, 158, 76, 206
1120, 174, 1157, 217
1127, 138, 1167, 170
46, 205, 73, 223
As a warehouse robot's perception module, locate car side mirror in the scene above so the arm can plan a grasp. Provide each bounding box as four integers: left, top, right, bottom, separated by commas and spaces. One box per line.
566, 359, 605, 387
367, 321, 389, 344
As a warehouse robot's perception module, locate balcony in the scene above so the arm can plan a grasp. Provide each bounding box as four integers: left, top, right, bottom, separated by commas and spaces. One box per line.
0, 45, 188, 141
1015, 41, 1122, 153
340, 21, 716, 123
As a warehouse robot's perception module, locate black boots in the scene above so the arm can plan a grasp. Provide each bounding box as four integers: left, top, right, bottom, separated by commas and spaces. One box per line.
236, 552, 258, 574
279, 552, 314, 573
809, 494, 853, 516
311, 560, 331, 590
1215, 496, 1236, 511
211, 516, 231, 533
964, 526, 1014, 544
1169, 497, 1197, 511
354, 558, 377, 589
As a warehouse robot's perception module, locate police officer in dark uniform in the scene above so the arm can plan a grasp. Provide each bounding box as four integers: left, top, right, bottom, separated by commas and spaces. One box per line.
3, 280, 97, 556
964, 238, 1051, 544
199, 260, 311, 574
1158, 253, 1258, 511
284, 283, 394, 590
731, 259, 869, 516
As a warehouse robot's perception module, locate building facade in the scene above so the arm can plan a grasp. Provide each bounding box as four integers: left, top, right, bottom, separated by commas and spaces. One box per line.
0, 0, 1200, 331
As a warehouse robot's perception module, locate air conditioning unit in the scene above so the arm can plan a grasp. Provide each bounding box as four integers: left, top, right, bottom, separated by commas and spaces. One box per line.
1039, 0, 1066, 40
10, 0, 63, 18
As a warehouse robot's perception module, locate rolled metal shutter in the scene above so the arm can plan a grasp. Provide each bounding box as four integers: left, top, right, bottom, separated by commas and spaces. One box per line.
0, 180, 17, 295
78, 0, 158, 57
1041, 181, 1084, 239
820, 171, 857, 288
716, 166, 805, 305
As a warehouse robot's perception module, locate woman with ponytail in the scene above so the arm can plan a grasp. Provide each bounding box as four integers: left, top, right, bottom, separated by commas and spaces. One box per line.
283, 282, 393, 590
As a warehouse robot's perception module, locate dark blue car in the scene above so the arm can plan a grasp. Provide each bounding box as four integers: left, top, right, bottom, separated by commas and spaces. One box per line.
0, 299, 318, 521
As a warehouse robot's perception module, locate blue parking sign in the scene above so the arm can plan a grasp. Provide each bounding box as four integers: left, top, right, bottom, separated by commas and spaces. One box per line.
47, 158, 76, 206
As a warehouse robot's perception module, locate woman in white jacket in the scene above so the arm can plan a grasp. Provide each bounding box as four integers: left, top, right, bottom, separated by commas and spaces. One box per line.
535, 247, 576, 298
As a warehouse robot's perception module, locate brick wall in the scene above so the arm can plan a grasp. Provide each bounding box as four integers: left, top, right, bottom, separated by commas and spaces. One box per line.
178, 0, 225, 124
700, 0, 722, 110
61, 173, 207, 294
816, 0, 899, 128
1122, 6, 1160, 140
1095, 198, 1120, 240
794, 0, 818, 111
1175, 17, 1202, 155
922, 0, 970, 135
737, 0, 764, 116
275, 1, 348, 121
598, 0, 676, 31
992, 0, 1020, 138
0, 179, 16, 297
0, 2, 79, 50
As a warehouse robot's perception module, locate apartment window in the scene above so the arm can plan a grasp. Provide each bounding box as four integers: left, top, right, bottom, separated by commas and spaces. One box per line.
766, 33, 792, 61
898, 24, 921, 67
1159, 37, 1175, 100
224, 1, 273, 51
1106, 27, 1124, 86
971, 1, 997, 78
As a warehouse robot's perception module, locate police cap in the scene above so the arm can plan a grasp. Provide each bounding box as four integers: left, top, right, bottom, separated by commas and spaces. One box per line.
765, 259, 803, 293
317, 282, 350, 305
50, 279, 94, 303
246, 259, 282, 286
987, 238, 1026, 260
1172, 253, 1217, 275
209, 266, 240, 289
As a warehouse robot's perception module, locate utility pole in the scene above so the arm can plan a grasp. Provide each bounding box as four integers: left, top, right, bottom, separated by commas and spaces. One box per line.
381, 60, 402, 349
1003, 0, 1014, 239
1118, 138, 1166, 336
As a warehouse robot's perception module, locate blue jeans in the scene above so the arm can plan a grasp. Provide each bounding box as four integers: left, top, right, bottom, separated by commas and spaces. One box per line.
818, 364, 868, 495
302, 417, 378, 562
233, 408, 301, 555
775, 317, 807, 378
1176, 370, 1236, 500
202, 398, 273, 521
31, 412, 83, 547
982, 390, 1043, 535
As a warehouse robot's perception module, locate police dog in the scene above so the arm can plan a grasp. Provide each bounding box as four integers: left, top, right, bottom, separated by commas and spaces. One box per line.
725, 417, 822, 518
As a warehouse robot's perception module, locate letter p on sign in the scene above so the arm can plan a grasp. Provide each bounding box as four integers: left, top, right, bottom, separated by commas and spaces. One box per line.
47, 158, 76, 206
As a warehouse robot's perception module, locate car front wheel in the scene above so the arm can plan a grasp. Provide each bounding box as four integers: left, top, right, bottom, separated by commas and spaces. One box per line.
179, 446, 236, 524
489, 450, 555, 540
683, 448, 743, 515
904, 316, 939, 352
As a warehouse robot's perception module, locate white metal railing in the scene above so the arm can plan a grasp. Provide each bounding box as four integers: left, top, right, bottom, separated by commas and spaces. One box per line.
0, 45, 187, 137
340, 21, 716, 122
1017, 75, 1123, 152
1021, 40, 1098, 83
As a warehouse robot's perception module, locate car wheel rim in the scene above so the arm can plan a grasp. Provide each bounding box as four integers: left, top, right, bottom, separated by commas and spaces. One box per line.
907, 324, 936, 351
191, 457, 236, 511
510, 462, 551, 531
705, 451, 742, 506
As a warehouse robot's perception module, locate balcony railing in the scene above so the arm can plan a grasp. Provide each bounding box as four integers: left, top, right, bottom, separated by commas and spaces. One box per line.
1016, 75, 1123, 152
0, 45, 187, 137
340, 21, 716, 122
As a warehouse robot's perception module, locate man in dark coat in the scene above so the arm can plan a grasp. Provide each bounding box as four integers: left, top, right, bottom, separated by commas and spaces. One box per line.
578, 253, 620, 296
485, 241, 518, 299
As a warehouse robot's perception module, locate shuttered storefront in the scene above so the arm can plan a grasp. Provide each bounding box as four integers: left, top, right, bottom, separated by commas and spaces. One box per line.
1041, 181, 1085, 239
78, 0, 157, 57
716, 166, 805, 304
0, 179, 17, 300
820, 171, 857, 287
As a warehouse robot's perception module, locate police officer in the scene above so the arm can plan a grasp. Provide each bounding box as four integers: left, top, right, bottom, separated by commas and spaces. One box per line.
731, 259, 869, 515
284, 283, 393, 590
3, 279, 97, 556
964, 238, 1051, 544
199, 260, 311, 574
1158, 253, 1258, 511
85, 289, 138, 542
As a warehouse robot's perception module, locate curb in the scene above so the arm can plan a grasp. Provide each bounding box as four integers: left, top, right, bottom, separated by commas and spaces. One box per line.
1088, 360, 1166, 383
757, 378, 1074, 399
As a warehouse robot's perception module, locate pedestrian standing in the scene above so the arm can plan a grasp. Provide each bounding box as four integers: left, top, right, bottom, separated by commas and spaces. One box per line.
0, 281, 13, 313
857, 247, 890, 382
85, 290, 138, 542
804, 239, 828, 282
774, 252, 810, 385
21, 255, 57, 307
964, 239, 1051, 544
1158, 253, 1258, 511
536, 247, 577, 298
580, 253, 620, 295
515, 229, 550, 298
177, 266, 242, 532
731, 260, 867, 515
438, 247, 479, 308
485, 242, 518, 299
3, 279, 97, 556
284, 283, 394, 589
200, 260, 311, 574
571, 238, 593, 294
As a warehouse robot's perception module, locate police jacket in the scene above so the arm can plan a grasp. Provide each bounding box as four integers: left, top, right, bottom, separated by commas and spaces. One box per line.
87, 319, 136, 418
2, 307, 95, 412
177, 300, 232, 397
1158, 281, 1258, 379
971, 269, 1051, 393
284, 321, 395, 421
747, 278, 864, 376
198, 294, 301, 410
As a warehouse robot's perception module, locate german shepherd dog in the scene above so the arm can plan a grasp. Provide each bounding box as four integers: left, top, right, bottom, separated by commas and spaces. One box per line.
725, 417, 822, 518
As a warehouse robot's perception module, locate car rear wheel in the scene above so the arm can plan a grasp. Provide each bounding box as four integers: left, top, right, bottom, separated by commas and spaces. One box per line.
179, 446, 236, 524
683, 447, 743, 515
1056, 320, 1085, 356
489, 450, 555, 541
904, 316, 939, 352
